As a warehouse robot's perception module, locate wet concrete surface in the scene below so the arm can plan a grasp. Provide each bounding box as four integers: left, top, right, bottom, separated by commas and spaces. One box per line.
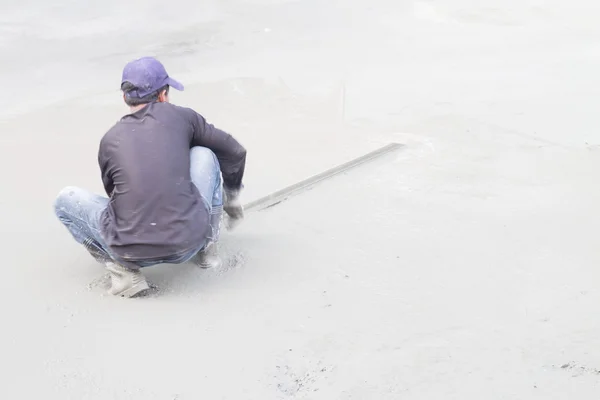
1, 0, 600, 398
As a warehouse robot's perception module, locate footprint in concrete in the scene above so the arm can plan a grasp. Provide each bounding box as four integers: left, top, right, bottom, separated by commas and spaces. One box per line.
553, 362, 600, 377
273, 357, 332, 397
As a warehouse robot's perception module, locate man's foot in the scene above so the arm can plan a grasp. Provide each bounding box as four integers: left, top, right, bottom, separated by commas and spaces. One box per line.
105, 262, 150, 298
191, 243, 222, 269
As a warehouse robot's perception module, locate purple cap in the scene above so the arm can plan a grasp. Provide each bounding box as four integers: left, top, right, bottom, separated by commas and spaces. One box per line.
121, 57, 184, 98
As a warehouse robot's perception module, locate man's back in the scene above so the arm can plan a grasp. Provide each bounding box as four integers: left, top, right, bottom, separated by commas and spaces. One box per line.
98, 102, 245, 262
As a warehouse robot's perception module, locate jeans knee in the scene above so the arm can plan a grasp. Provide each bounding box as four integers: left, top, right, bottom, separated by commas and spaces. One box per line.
190, 146, 217, 163
54, 186, 80, 218
190, 146, 221, 176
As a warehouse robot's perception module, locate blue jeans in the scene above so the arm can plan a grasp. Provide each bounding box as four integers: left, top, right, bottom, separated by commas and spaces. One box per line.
54, 147, 223, 268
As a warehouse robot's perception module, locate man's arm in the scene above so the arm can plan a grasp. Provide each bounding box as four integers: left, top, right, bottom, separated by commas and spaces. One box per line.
189, 111, 247, 192
98, 139, 115, 197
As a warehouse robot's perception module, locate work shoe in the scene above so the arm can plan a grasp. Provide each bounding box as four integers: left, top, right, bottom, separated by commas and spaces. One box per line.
191, 243, 222, 269
105, 262, 150, 298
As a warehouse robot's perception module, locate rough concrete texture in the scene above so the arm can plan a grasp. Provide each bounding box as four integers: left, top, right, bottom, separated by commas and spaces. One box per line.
1, 0, 600, 398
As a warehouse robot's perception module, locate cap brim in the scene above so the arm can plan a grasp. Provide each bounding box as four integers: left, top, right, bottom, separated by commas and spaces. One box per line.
166, 77, 184, 91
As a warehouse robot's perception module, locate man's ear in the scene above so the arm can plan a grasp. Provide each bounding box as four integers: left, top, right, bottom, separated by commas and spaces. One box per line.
158, 90, 168, 103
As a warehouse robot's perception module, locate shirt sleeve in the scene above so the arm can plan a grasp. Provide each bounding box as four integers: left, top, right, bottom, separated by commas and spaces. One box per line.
188, 109, 247, 191
98, 137, 115, 197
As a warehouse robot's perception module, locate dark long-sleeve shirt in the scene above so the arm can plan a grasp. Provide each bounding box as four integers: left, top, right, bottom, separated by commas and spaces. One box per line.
98, 101, 246, 262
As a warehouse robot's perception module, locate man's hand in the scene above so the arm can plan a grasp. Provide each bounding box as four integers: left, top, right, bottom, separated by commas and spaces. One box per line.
224, 188, 244, 230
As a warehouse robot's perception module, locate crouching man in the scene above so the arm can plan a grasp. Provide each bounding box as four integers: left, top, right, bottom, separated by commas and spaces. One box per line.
54, 57, 246, 298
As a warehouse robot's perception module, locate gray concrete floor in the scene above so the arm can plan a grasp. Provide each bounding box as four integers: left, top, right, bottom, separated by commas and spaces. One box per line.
1, 0, 600, 398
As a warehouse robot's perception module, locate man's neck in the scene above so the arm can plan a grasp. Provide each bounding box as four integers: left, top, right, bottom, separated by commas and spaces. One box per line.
129, 104, 149, 113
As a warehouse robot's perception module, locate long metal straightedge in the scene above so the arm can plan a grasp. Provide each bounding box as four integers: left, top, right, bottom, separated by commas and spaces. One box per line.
244, 142, 403, 212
